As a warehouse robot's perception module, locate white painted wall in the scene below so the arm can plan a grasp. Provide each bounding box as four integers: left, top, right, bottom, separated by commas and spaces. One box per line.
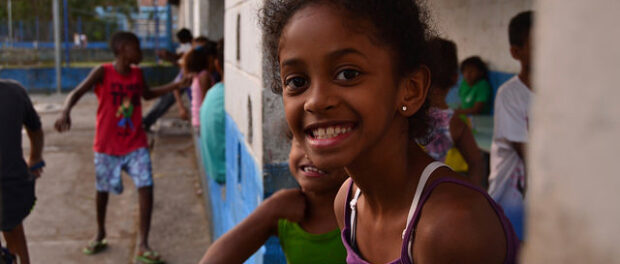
177, 0, 224, 40
224, 0, 264, 168
179, 0, 193, 31
428, 0, 533, 73
523, 0, 620, 262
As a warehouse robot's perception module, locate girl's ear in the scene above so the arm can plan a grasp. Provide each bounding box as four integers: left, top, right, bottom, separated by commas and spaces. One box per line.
398, 65, 431, 117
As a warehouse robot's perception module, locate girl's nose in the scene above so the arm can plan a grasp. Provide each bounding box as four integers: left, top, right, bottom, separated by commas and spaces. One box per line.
304, 81, 338, 114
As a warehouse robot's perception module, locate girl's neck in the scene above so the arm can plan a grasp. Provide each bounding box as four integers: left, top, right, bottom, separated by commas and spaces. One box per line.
346, 123, 432, 215
429, 86, 450, 109
299, 187, 341, 233
114, 60, 132, 75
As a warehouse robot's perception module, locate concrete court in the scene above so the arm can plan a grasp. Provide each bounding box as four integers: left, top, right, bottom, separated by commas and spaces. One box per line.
13, 93, 211, 264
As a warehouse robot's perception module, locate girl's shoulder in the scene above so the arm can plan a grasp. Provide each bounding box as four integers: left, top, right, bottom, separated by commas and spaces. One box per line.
334, 177, 354, 230
413, 169, 507, 263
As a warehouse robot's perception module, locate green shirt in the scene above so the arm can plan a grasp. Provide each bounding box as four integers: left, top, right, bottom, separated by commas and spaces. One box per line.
278, 219, 347, 264
458, 79, 492, 114
199, 82, 226, 183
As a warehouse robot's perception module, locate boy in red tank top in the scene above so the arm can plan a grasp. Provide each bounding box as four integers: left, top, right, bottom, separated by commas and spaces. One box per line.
54, 32, 190, 264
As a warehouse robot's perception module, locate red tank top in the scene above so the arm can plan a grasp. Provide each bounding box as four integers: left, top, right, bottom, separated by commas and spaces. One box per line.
93, 63, 147, 155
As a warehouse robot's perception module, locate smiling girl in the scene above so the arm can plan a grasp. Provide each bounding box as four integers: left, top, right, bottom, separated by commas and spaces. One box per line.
199, 134, 348, 264
261, 1, 519, 263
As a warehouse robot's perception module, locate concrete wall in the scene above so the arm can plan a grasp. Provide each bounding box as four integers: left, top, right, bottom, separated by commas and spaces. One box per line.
523, 0, 620, 262
178, 0, 224, 40
200, 1, 293, 263
427, 0, 533, 73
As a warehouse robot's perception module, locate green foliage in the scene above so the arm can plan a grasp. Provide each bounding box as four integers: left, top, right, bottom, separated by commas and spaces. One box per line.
0, 0, 137, 41
0, 0, 137, 21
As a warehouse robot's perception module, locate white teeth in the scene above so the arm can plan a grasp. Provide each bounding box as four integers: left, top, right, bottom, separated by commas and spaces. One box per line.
311, 125, 353, 139
303, 166, 326, 174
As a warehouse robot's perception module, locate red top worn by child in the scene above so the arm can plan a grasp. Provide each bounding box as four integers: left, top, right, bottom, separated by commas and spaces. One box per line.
94, 63, 148, 155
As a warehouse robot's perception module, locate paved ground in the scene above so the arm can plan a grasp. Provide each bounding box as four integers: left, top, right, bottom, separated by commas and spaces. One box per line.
16, 93, 211, 264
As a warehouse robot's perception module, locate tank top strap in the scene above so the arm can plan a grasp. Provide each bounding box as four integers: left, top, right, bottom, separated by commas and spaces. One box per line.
400, 161, 446, 263
344, 179, 362, 251
400, 177, 519, 264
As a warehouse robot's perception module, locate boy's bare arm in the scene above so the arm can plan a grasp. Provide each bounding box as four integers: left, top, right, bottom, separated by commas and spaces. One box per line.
455, 102, 485, 116
172, 89, 189, 120
451, 116, 485, 187
55, 65, 104, 132
513, 142, 527, 195
142, 75, 192, 100
199, 189, 305, 264
26, 128, 44, 178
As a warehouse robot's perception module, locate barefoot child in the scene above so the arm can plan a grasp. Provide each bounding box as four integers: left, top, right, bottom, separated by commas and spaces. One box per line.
199, 134, 348, 264
261, 1, 519, 263
54, 31, 190, 264
425, 38, 485, 186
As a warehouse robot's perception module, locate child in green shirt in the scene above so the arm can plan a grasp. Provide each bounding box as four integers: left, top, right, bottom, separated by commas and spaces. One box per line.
456, 56, 492, 115
199, 134, 348, 264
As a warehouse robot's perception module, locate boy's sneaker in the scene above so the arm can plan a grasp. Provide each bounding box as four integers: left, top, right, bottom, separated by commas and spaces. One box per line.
0, 247, 15, 264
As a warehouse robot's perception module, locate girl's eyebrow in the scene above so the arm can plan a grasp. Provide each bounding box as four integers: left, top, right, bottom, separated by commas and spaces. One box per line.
327, 48, 367, 61
281, 58, 305, 68
281, 48, 367, 68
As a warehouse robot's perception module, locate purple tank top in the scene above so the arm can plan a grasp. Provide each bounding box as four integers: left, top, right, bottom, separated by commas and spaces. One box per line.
341, 178, 520, 264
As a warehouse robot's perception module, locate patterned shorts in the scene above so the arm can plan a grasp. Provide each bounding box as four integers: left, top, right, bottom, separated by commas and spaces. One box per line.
94, 147, 153, 194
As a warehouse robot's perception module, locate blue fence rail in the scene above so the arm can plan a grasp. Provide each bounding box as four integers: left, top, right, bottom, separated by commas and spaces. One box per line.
0, 66, 179, 92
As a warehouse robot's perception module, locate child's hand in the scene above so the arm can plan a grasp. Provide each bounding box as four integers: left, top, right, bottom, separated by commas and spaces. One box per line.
27, 158, 44, 179
54, 113, 72, 132
266, 189, 306, 223
179, 74, 193, 88
178, 106, 189, 121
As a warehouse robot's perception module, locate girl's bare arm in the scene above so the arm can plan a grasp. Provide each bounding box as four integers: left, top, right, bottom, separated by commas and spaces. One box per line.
450, 116, 485, 187
199, 189, 306, 264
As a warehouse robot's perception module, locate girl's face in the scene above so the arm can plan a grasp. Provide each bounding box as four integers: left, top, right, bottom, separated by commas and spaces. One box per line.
462, 65, 482, 86
289, 138, 347, 193
279, 4, 428, 170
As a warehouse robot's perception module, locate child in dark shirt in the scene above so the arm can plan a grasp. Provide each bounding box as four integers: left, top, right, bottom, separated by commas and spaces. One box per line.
0, 79, 45, 264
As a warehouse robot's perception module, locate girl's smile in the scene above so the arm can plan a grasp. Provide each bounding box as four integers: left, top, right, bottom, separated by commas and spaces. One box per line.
304, 121, 356, 149
289, 138, 347, 192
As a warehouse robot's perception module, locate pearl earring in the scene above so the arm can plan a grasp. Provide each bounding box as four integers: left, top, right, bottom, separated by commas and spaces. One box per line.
402, 106, 407, 111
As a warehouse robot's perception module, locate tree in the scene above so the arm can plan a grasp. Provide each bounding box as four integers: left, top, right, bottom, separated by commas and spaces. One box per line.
0, 0, 138, 41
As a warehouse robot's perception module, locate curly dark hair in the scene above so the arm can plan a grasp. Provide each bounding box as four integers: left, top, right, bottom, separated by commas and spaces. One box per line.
259, 0, 433, 140
184, 40, 217, 74
460, 56, 489, 80
109, 31, 140, 56
428, 37, 458, 90
176, 28, 193, 44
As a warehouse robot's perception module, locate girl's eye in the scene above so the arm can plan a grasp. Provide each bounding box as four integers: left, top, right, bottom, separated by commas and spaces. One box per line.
285, 77, 309, 90
335, 69, 361, 81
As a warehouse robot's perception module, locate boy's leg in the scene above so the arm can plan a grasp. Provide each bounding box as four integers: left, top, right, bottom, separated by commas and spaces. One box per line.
137, 186, 153, 253
3, 223, 30, 264
91, 152, 122, 247
142, 92, 176, 131
124, 148, 160, 260
95, 191, 109, 242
